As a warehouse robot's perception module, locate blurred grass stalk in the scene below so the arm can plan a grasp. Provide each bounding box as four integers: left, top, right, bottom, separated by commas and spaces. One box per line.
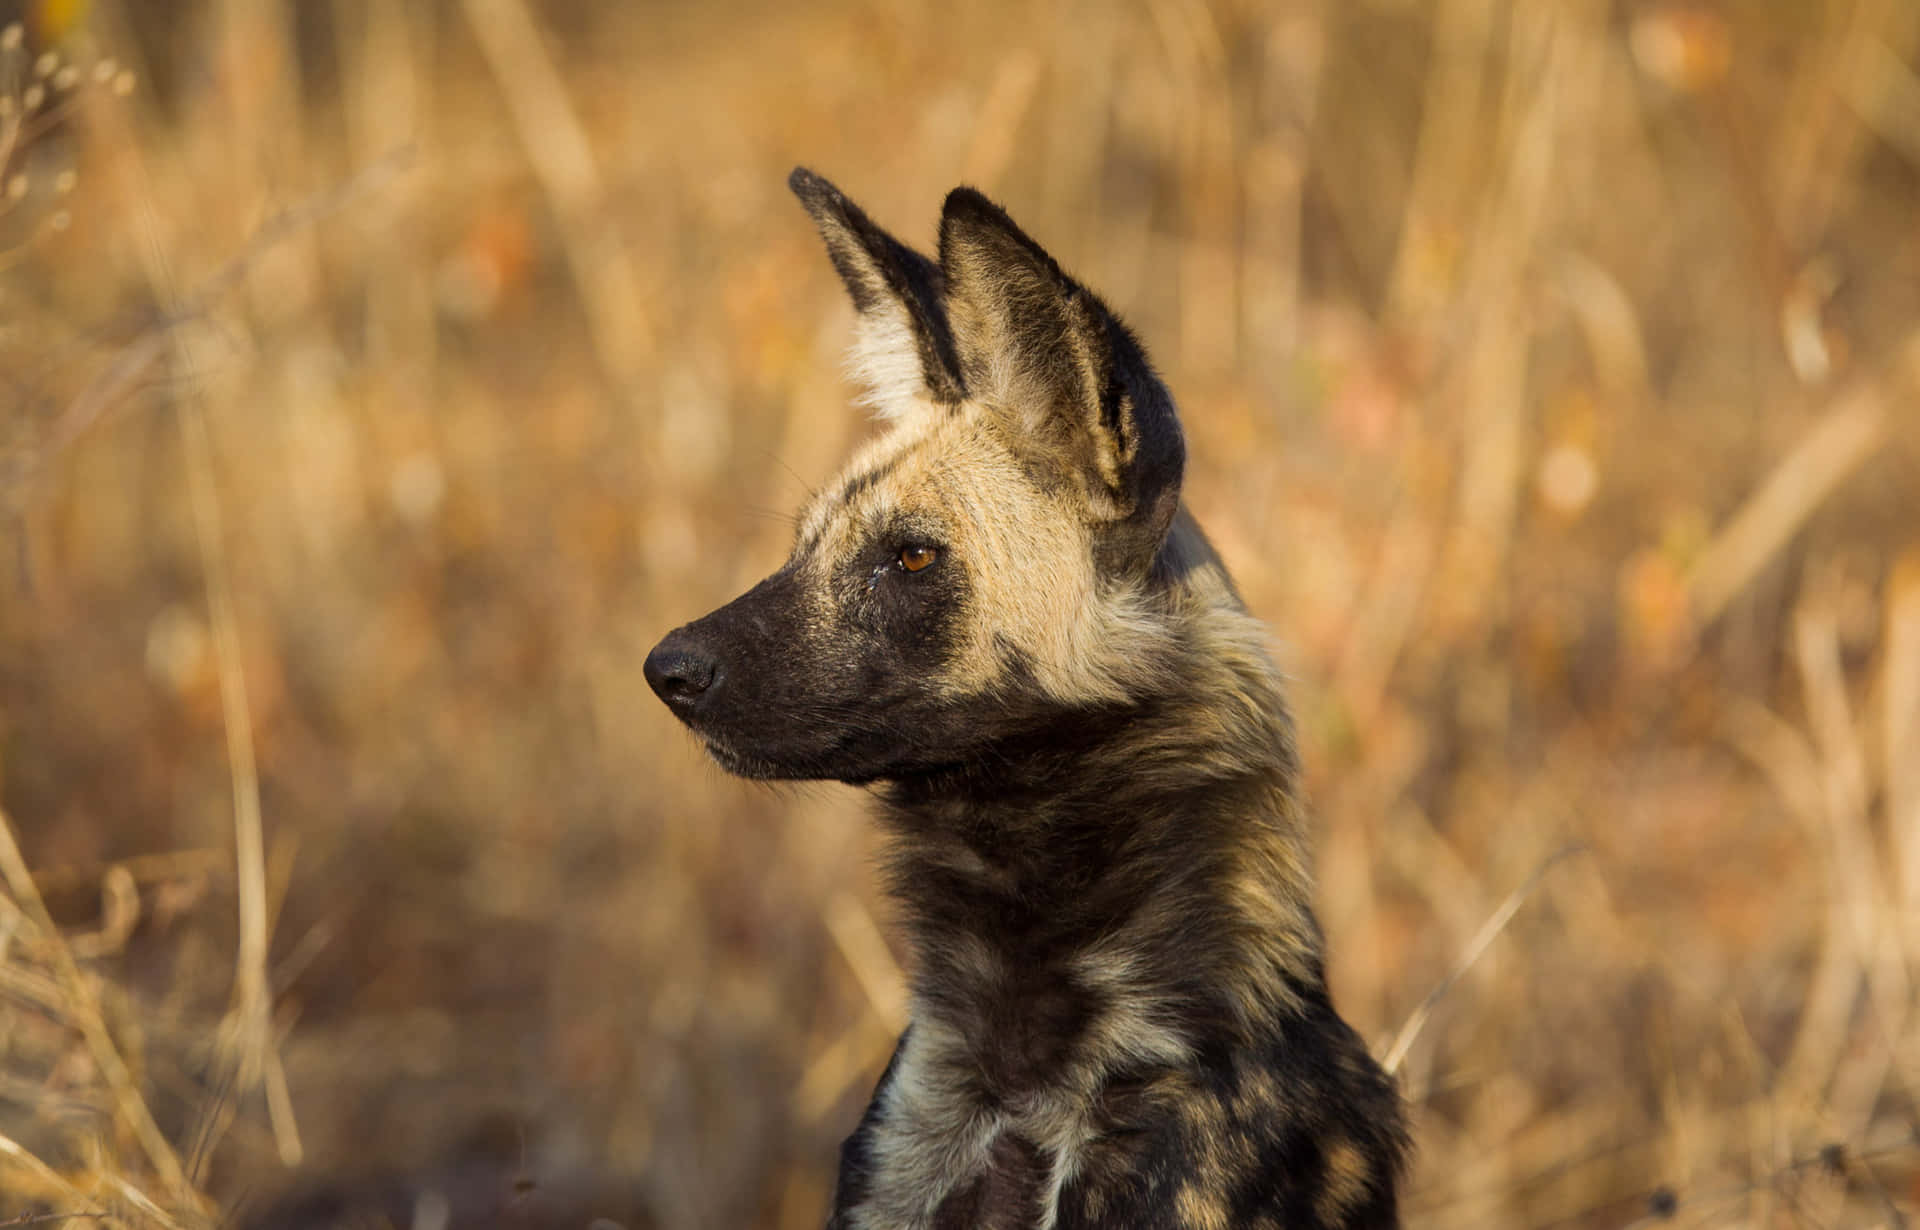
0, 801, 201, 1219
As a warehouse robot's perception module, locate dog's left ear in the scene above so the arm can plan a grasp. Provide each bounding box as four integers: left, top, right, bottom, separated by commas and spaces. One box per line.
939, 187, 1183, 552
790, 168, 966, 414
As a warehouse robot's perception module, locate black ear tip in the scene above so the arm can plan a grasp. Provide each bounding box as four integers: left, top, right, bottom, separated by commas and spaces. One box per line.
789, 166, 840, 208
939, 185, 1057, 275
939, 185, 1006, 228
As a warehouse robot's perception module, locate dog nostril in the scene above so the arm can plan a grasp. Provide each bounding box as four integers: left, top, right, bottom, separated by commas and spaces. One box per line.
644, 642, 718, 707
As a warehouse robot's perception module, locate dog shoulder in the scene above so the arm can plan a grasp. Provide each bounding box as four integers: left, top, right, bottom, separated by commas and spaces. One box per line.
1058, 1019, 1405, 1230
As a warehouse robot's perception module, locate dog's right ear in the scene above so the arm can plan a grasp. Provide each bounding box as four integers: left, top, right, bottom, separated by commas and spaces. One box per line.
789, 168, 966, 415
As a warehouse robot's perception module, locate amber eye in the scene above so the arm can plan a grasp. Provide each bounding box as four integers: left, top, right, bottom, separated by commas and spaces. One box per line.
899, 545, 939, 573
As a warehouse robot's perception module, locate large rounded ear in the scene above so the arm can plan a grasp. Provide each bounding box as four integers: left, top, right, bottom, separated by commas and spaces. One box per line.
789, 168, 966, 415
938, 187, 1184, 558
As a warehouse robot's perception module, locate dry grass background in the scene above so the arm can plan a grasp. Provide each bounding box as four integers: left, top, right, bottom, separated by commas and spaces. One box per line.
0, 0, 1917, 1225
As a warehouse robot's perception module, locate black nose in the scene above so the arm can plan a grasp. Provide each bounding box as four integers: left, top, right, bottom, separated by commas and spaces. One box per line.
645, 635, 719, 711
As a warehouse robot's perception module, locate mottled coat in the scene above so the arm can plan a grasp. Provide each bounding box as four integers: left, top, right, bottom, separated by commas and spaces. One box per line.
646, 169, 1407, 1229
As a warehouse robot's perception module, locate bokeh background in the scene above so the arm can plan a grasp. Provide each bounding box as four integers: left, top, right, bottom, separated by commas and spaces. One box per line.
1, 0, 1917, 1225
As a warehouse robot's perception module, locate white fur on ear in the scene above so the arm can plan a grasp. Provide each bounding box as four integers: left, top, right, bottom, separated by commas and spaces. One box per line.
847, 310, 937, 420
793, 169, 965, 418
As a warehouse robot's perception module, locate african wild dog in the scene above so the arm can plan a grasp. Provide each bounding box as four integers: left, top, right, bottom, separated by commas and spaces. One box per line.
645, 169, 1407, 1229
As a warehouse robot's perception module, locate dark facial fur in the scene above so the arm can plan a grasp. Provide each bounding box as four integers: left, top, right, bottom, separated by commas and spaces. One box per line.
645, 170, 1407, 1229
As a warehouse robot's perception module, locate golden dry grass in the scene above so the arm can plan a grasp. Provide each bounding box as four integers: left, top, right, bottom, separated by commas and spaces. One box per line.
1, 0, 1918, 1226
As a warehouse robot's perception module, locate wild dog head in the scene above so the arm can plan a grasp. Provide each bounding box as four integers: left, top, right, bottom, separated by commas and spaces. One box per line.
645, 168, 1192, 782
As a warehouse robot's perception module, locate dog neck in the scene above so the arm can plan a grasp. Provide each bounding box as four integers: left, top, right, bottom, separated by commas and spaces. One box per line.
875, 644, 1329, 1104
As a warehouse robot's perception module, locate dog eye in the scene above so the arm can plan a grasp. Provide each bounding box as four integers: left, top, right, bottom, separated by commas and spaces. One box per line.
898, 545, 938, 573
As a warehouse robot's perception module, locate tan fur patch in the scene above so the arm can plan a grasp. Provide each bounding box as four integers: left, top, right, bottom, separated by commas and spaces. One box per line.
1071, 945, 1197, 1075
1174, 1181, 1231, 1230
1317, 1138, 1373, 1226
1223, 850, 1317, 1021
1232, 1063, 1284, 1119
796, 404, 1175, 707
